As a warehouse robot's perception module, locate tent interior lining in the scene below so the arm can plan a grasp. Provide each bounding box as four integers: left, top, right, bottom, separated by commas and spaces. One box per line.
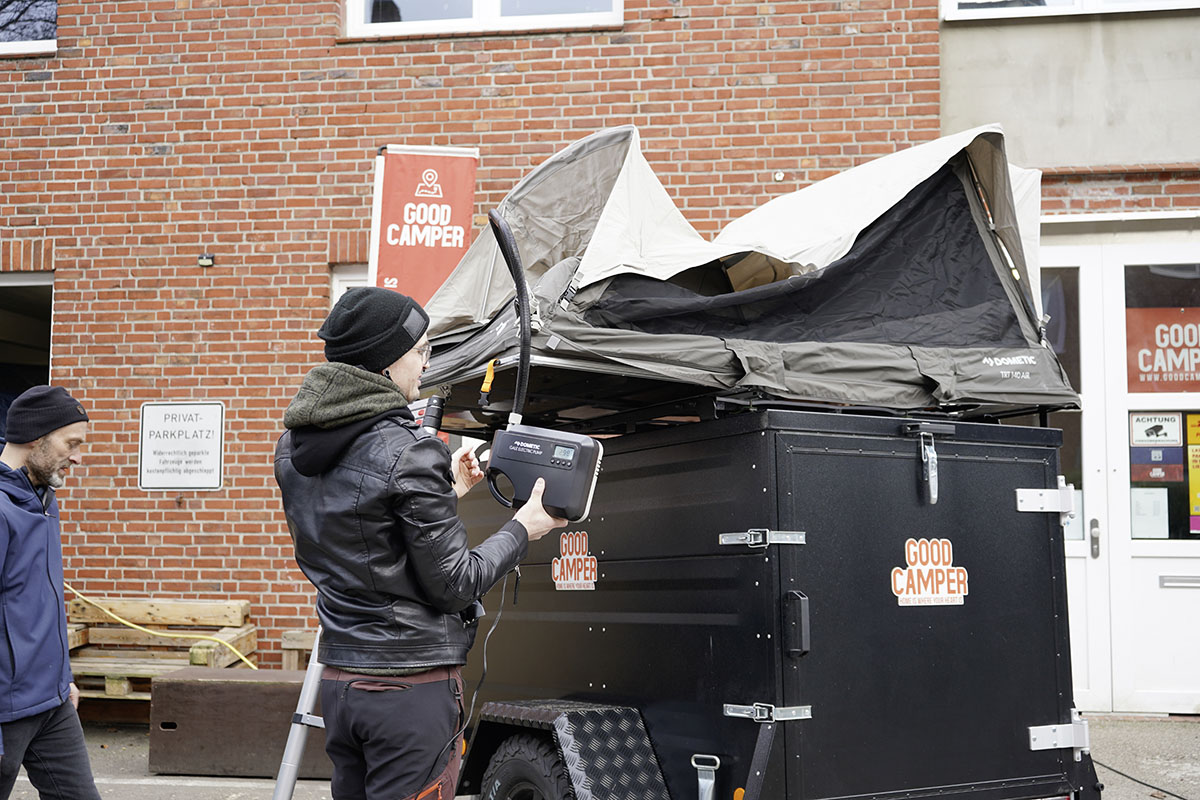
580, 159, 1027, 349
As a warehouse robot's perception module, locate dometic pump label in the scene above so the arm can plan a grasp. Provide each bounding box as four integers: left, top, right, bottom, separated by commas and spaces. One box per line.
891, 538, 968, 606
552, 531, 597, 591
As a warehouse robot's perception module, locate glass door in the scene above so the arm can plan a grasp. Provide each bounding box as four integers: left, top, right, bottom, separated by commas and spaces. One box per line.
1102, 244, 1200, 713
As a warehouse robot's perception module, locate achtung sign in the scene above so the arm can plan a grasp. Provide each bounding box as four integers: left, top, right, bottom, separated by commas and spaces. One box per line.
1126, 307, 1200, 392
368, 144, 479, 305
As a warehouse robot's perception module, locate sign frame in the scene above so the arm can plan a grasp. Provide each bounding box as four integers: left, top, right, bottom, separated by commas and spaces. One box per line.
138, 401, 226, 492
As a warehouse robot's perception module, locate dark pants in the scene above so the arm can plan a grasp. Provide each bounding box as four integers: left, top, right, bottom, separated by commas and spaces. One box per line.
320, 666, 464, 800
0, 701, 101, 800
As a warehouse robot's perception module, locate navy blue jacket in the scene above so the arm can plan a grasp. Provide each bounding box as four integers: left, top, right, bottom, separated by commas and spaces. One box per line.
0, 457, 73, 739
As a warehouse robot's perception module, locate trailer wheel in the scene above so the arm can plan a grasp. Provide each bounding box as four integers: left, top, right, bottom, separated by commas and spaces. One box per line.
480, 733, 574, 800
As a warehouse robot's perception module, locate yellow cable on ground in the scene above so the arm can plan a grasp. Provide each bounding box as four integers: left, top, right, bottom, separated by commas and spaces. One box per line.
63, 582, 259, 670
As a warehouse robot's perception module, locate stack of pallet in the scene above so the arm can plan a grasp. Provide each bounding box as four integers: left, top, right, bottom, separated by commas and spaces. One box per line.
67, 598, 256, 701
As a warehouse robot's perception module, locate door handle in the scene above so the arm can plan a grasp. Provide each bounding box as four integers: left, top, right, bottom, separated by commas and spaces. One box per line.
784, 590, 810, 657
1090, 519, 1100, 559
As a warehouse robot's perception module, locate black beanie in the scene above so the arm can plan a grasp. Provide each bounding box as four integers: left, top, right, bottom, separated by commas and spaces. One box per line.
5, 385, 90, 444
318, 287, 430, 373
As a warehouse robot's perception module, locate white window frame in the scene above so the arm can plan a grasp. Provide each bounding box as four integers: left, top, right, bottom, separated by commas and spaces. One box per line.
345, 0, 623, 40
0, 0, 57, 58
331, 263, 369, 306
942, 0, 1200, 22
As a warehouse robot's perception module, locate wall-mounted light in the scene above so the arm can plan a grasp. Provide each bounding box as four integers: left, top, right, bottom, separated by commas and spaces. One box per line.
197, 254, 214, 268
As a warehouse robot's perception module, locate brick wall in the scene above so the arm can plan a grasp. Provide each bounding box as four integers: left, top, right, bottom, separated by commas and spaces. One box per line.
1042, 167, 1200, 215
3, 0, 944, 666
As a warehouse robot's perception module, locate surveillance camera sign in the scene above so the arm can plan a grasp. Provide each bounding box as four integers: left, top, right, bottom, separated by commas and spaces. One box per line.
368, 145, 479, 305
1129, 413, 1182, 447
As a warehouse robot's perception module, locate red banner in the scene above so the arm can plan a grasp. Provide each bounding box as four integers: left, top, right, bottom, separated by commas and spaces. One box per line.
1126, 307, 1200, 393
369, 145, 479, 306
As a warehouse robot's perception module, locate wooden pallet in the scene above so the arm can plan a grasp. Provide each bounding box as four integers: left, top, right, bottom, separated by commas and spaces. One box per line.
68, 598, 256, 701
279, 629, 317, 671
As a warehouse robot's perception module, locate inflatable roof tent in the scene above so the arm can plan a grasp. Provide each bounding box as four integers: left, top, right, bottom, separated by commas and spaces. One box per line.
423, 124, 1078, 433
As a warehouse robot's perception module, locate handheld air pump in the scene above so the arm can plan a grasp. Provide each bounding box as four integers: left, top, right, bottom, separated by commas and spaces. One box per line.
484, 210, 603, 523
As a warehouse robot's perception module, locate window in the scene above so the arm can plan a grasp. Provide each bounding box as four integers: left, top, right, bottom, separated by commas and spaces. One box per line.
0, 0, 56, 57
331, 263, 369, 306
345, 0, 622, 39
942, 0, 1200, 21
1124, 264, 1200, 394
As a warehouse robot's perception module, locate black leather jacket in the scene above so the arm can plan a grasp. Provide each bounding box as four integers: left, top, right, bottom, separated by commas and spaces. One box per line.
275, 402, 526, 671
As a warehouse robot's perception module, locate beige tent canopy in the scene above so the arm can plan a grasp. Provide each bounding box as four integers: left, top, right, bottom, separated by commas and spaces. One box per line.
423, 125, 1076, 432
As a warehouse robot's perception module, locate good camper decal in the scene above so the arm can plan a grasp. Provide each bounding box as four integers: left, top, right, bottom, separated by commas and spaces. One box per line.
890, 538, 969, 606
553, 530, 598, 591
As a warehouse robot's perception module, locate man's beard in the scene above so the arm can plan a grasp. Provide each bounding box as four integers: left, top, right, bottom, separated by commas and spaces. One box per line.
27, 442, 67, 489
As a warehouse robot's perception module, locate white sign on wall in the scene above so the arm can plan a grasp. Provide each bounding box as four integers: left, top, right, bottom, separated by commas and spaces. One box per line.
138, 402, 225, 491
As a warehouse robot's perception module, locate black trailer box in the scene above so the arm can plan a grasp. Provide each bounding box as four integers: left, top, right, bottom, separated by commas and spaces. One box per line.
457, 409, 1096, 800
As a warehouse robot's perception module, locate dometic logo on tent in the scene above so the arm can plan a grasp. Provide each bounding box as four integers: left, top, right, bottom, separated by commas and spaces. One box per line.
891, 538, 969, 606
553, 531, 597, 591
982, 354, 1038, 367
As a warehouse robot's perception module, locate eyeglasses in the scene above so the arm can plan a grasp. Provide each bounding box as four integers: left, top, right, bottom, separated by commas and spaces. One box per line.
414, 343, 432, 364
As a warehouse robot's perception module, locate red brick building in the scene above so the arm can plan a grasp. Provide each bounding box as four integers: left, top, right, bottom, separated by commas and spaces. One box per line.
2, 0, 1198, 695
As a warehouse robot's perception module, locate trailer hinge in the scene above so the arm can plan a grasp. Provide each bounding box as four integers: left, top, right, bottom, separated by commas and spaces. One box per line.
1028, 708, 1090, 762
718, 529, 806, 549
724, 703, 812, 723
1016, 475, 1077, 528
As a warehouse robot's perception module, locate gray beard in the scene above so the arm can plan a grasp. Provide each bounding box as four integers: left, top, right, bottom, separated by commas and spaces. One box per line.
26, 450, 66, 490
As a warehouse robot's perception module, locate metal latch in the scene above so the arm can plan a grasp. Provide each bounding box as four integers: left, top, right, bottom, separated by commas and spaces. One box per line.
1016, 475, 1076, 528
718, 529, 806, 548
920, 432, 939, 504
724, 703, 812, 723
1029, 709, 1089, 762
903, 422, 954, 506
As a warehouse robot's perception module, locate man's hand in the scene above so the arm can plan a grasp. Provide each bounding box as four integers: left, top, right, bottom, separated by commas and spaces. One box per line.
514, 478, 568, 542
69, 682, 80, 709
451, 444, 485, 499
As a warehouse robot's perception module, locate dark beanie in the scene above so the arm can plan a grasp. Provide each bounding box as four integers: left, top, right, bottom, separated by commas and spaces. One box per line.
5, 385, 90, 444
318, 287, 430, 373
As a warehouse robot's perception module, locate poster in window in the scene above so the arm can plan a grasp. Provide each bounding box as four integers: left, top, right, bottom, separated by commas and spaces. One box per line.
1126, 307, 1200, 392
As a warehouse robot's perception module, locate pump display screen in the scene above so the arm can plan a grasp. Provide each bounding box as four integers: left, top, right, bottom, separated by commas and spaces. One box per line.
554, 445, 575, 461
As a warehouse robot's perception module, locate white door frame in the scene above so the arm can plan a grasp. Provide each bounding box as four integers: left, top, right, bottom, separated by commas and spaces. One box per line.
1039, 246, 1113, 712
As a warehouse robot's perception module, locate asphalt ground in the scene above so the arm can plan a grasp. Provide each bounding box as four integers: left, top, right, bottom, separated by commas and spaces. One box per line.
5, 713, 1197, 800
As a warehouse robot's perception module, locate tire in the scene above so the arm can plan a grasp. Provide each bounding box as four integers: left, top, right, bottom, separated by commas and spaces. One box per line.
480, 733, 574, 800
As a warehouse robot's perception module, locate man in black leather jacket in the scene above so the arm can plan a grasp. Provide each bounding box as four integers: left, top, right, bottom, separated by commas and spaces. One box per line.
274, 287, 565, 800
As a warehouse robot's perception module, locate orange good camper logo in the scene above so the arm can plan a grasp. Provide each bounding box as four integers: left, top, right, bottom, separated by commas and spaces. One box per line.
553, 531, 598, 591
891, 538, 969, 606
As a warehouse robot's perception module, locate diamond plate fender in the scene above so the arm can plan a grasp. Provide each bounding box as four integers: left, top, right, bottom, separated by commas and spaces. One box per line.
463, 700, 671, 800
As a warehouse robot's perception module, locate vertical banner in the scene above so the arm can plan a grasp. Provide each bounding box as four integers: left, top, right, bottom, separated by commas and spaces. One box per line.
368, 145, 480, 305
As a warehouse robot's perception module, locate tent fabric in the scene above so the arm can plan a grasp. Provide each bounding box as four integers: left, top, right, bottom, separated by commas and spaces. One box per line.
423, 124, 1078, 412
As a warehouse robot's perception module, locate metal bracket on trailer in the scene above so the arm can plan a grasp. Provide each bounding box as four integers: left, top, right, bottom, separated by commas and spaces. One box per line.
724, 702, 812, 723
1029, 708, 1090, 762
1016, 475, 1076, 528
718, 529, 806, 549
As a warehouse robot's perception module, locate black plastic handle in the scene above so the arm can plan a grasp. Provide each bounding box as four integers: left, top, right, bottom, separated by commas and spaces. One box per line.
486, 468, 515, 509
784, 590, 810, 658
